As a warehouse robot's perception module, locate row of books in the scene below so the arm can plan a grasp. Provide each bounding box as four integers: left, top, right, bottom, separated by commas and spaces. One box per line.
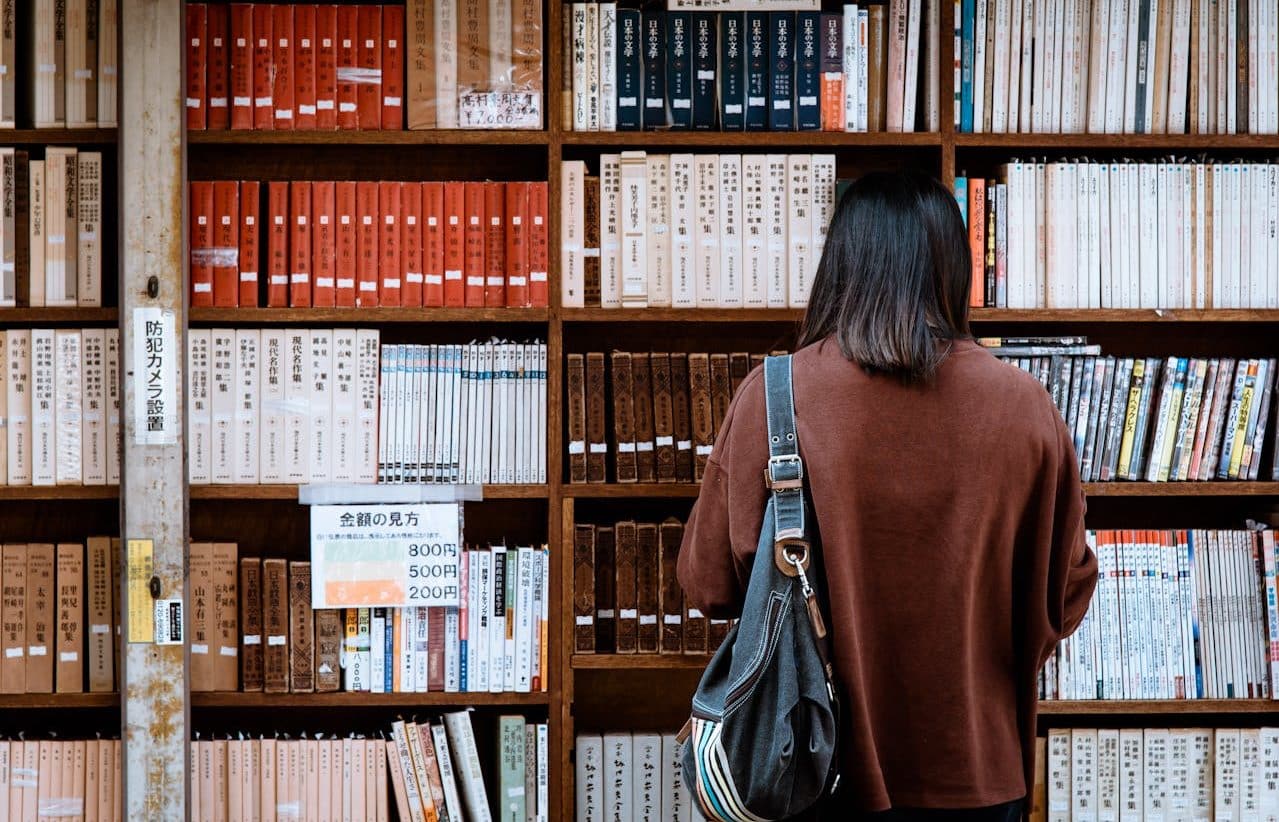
1040, 529, 1277, 702
189, 180, 550, 310
0, 739, 122, 822
573, 519, 731, 656
22, 0, 119, 128
0, 329, 121, 488
990, 345, 1276, 482
574, 732, 694, 822
389, 714, 550, 822
958, 0, 1279, 135
0, 149, 105, 309
566, 350, 769, 485
1038, 728, 1279, 822
0, 540, 118, 695
202, 545, 550, 694
960, 161, 1279, 310
185, 1, 544, 132
561, 153, 836, 310
565, 4, 937, 133
378, 342, 548, 486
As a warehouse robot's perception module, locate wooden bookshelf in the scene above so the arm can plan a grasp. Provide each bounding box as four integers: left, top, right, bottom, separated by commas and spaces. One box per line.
188, 130, 550, 146
0, 308, 119, 323
189, 307, 551, 324
0, 486, 119, 500
0, 694, 119, 709
561, 482, 1279, 499
571, 655, 713, 670
2, 128, 118, 145
189, 484, 551, 500
1037, 700, 1279, 716
189, 692, 552, 708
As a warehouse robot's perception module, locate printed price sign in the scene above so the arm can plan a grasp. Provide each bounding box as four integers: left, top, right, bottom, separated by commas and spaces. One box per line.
310, 503, 462, 609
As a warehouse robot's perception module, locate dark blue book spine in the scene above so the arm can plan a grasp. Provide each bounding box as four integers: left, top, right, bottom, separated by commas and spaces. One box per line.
719, 13, 745, 131
383, 608, 394, 692
745, 12, 768, 130
642, 12, 668, 129
691, 13, 717, 129
795, 11, 821, 130
616, 9, 643, 130
667, 12, 693, 129
960, 0, 974, 133
768, 12, 795, 131
820, 14, 842, 131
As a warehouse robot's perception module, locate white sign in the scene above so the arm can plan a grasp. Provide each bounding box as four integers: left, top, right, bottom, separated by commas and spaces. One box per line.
310, 503, 462, 609
131, 307, 178, 444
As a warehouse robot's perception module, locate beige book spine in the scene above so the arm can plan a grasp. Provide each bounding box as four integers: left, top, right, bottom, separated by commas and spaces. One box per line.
75, 151, 101, 306
86, 537, 112, 692
97, 0, 117, 125
27, 162, 44, 308
54, 542, 83, 693
24, 543, 54, 693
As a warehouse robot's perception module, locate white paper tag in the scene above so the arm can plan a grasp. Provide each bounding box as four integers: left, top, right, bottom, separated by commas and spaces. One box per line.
153, 599, 184, 645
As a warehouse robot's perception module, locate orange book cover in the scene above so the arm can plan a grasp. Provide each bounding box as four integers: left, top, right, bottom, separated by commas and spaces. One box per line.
381, 6, 405, 130
54, 543, 84, 693
484, 182, 506, 307
212, 181, 241, 307
25, 544, 54, 694
315, 5, 339, 130
293, 5, 318, 130
289, 181, 313, 307
229, 4, 254, 130
463, 183, 486, 307
967, 177, 985, 307
356, 6, 383, 129
356, 181, 380, 306
207, 4, 230, 130
271, 4, 295, 130
251, 4, 274, 130
266, 181, 289, 307
239, 181, 260, 307
505, 182, 530, 308
820, 75, 843, 132
185, 4, 207, 130
335, 181, 358, 307
422, 182, 445, 308
379, 181, 403, 306
443, 182, 465, 307
400, 182, 424, 307
335, 6, 360, 130
529, 181, 549, 308
190, 181, 215, 307
312, 181, 337, 308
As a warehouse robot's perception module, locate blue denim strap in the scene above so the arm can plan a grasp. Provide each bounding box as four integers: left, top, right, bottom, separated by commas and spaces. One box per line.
763, 355, 806, 546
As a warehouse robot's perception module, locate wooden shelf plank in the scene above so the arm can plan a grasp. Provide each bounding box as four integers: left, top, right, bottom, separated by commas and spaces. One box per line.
0, 128, 118, 145
1039, 700, 1279, 715
563, 484, 702, 499
562, 307, 1279, 323
955, 133, 1279, 150
190, 307, 549, 324
560, 131, 944, 147
189, 130, 549, 146
190, 484, 550, 500
0, 308, 118, 323
191, 692, 551, 708
0, 693, 119, 708
565, 483, 1279, 498
562, 308, 803, 323
0, 486, 118, 500
572, 655, 712, 670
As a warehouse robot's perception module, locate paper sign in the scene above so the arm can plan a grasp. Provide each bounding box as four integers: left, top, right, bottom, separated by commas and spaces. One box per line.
131, 307, 178, 444
310, 503, 462, 608
153, 599, 184, 645
125, 539, 154, 643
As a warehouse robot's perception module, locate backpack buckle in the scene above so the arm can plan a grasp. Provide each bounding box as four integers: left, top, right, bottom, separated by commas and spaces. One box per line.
765, 454, 804, 491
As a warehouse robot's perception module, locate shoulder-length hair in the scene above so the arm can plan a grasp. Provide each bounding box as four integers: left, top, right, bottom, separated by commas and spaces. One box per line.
796, 170, 972, 382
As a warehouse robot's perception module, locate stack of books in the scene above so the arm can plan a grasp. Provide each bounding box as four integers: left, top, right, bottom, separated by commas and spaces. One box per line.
0, 738, 122, 819
576, 732, 689, 822
23, 0, 119, 128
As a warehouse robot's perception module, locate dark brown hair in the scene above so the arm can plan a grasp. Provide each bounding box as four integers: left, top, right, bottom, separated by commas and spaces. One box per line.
797, 170, 972, 382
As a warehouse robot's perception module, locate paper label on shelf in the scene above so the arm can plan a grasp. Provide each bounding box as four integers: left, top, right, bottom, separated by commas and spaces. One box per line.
126, 539, 155, 643
153, 598, 184, 645
132, 308, 178, 445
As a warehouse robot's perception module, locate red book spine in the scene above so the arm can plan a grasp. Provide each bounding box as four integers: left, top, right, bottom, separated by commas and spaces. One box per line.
312, 181, 337, 308
423, 183, 445, 308
529, 182, 549, 308
335, 182, 358, 308
356, 6, 383, 130
381, 6, 405, 130
400, 182, 424, 307
335, 6, 360, 129
212, 181, 240, 307
379, 182, 402, 307
206, 4, 230, 129
185, 4, 207, 130
239, 181, 260, 307
356, 181, 380, 306
484, 182, 506, 307
189, 181, 214, 306
290, 182, 313, 307
271, 5, 295, 130
229, 4, 254, 129
315, 5, 339, 129
266, 181, 290, 307
505, 182, 530, 308
463, 183, 486, 307
252, 5, 274, 130
442, 183, 465, 307
293, 5, 318, 130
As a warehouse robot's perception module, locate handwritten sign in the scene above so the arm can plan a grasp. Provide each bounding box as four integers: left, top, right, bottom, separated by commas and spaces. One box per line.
458, 92, 542, 129
310, 503, 462, 609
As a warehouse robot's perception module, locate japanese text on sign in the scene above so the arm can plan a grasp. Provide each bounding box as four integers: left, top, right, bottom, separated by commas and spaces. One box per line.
310, 503, 461, 609
131, 308, 178, 444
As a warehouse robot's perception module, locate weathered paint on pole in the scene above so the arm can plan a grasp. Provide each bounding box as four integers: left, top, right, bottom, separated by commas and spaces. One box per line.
119, 1, 190, 819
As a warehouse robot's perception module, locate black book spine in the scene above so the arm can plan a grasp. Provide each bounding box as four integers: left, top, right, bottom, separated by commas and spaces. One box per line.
745, 12, 769, 130
820, 14, 842, 132
617, 9, 643, 130
691, 13, 718, 130
795, 11, 821, 130
719, 13, 745, 131
667, 12, 693, 129
768, 12, 795, 131
643, 12, 668, 130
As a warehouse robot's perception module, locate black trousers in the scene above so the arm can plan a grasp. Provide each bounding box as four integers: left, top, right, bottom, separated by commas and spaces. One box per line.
798, 798, 1026, 822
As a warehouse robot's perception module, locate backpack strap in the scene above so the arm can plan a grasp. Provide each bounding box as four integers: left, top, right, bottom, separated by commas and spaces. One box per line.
763, 355, 808, 573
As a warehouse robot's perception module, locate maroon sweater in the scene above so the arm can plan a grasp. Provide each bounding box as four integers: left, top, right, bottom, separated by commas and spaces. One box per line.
678, 337, 1097, 810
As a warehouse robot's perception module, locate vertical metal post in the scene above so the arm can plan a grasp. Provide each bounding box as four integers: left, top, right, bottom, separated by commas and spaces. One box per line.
119, 0, 189, 818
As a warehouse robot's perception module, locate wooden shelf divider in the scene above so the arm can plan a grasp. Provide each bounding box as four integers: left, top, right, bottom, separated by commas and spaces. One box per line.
0, 486, 119, 500
190, 307, 549, 324
190, 692, 552, 708
188, 130, 550, 146
0, 308, 119, 323
0, 694, 120, 709
1038, 700, 1279, 715
562, 482, 1279, 499
571, 655, 712, 670
190, 484, 550, 500
2, 129, 118, 145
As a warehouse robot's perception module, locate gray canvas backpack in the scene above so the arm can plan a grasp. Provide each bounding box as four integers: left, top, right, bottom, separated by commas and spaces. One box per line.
679, 354, 841, 822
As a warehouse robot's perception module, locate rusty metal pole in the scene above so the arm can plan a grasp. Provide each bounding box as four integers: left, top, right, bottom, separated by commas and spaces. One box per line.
119, 0, 190, 818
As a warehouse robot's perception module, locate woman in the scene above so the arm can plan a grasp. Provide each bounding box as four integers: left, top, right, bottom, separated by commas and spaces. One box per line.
677, 170, 1098, 821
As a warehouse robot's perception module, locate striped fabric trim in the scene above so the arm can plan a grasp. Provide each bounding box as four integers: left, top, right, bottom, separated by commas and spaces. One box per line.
690, 718, 770, 822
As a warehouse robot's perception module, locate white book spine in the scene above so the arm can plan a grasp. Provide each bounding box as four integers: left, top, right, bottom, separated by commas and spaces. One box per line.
856, 11, 869, 131
515, 545, 535, 693
53, 330, 81, 484
188, 330, 212, 484
561, 161, 587, 308
786, 154, 814, 308
1120, 728, 1144, 822
599, 3, 618, 131
973, 0, 988, 131
1098, 729, 1120, 822
444, 606, 461, 692
646, 155, 672, 307
28, 329, 53, 485
233, 329, 260, 484
619, 151, 649, 307
693, 155, 720, 308
258, 330, 285, 484
431, 722, 466, 818
105, 330, 119, 484
765, 154, 789, 308
669, 155, 696, 308
572, 4, 590, 130
718, 155, 743, 308
1215, 728, 1241, 822
1048, 729, 1072, 822
1144, 728, 1171, 822
1259, 727, 1279, 822
308, 329, 333, 483
209, 330, 235, 484
444, 711, 493, 822
575, 736, 603, 822
742, 155, 768, 307
811, 154, 837, 287
993, 0, 1012, 133
603, 733, 633, 822
600, 154, 622, 308
369, 609, 385, 694
842, 5, 859, 131
0, 334, 7, 482
632, 734, 662, 822
331, 329, 358, 483
585, 2, 601, 131
76, 151, 101, 307
1072, 729, 1099, 822
285, 331, 312, 484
